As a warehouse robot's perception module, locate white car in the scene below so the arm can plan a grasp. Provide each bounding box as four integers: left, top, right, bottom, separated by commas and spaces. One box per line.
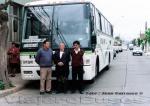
122, 45, 128, 51
132, 47, 143, 56
113, 46, 122, 53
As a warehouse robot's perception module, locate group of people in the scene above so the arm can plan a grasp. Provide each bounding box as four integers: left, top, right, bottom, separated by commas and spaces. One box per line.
35, 40, 85, 95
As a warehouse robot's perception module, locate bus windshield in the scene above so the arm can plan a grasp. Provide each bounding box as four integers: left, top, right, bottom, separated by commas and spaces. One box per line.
24, 3, 91, 48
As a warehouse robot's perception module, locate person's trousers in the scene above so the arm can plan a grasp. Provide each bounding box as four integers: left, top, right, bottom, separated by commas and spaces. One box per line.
72, 66, 84, 91
40, 67, 52, 92
56, 69, 68, 92
10, 63, 18, 74
57, 75, 68, 92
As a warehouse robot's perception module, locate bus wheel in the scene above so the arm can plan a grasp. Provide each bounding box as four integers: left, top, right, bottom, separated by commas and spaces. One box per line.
106, 54, 110, 70
96, 58, 99, 75
105, 65, 110, 70
87, 78, 95, 84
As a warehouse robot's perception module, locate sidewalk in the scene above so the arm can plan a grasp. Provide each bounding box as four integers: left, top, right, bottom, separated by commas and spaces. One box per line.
0, 74, 28, 98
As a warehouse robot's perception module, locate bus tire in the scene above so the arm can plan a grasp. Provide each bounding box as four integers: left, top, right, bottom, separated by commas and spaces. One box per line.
87, 78, 95, 84
96, 57, 99, 75
106, 53, 111, 71
105, 65, 110, 70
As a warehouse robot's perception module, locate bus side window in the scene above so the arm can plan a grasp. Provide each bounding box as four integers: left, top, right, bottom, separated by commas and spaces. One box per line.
91, 35, 96, 52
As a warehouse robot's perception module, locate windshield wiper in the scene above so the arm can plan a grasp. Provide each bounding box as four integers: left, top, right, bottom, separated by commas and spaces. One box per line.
55, 18, 69, 48
51, 6, 69, 48
31, 6, 69, 48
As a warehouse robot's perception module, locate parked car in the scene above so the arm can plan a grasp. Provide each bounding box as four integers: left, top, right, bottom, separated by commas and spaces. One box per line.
118, 46, 123, 52
113, 46, 122, 53
132, 47, 143, 56
113, 49, 117, 59
113, 46, 119, 53
129, 44, 134, 50
122, 45, 128, 51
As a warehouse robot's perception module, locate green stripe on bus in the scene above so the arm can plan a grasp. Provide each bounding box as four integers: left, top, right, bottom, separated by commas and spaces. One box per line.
20, 51, 92, 56
85, 51, 92, 54
20, 52, 36, 56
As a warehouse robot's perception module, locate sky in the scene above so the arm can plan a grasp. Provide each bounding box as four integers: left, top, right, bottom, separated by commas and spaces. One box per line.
90, 0, 150, 41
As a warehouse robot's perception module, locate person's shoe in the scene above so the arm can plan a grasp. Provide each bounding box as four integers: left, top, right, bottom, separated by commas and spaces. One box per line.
40, 91, 45, 95
10, 74, 15, 77
79, 90, 84, 94
56, 91, 61, 94
71, 90, 76, 93
63, 91, 68, 94
46, 91, 52, 94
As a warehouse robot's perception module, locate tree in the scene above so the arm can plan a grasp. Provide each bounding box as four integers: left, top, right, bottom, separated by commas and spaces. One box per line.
137, 38, 143, 47
0, 1, 12, 89
114, 36, 122, 45
131, 38, 136, 46
115, 36, 121, 42
145, 28, 150, 44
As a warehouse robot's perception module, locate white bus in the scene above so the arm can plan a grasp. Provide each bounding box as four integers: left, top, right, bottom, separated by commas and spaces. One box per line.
20, 0, 114, 82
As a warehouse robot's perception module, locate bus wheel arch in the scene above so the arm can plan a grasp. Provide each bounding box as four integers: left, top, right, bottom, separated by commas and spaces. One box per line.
87, 56, 99, 84
109, 52, 111, 64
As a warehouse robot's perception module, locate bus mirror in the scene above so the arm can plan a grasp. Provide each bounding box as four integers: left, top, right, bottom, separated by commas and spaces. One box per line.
91, 45, 96, 52
91, 16, 94, 32
91, 36, 96, 52
91, 36, 96, 44
13, 19, 18, 32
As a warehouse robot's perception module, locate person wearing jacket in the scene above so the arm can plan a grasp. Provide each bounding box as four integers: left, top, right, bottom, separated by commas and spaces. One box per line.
35, 40, 53, 95
7, 42, 20, 77
54, 43, 70, 93
71, 40, 84, 94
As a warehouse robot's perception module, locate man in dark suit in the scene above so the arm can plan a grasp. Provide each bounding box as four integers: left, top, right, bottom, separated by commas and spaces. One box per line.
54, 43, 70, 93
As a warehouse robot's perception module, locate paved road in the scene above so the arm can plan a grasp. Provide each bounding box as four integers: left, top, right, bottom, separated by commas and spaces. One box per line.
1, 50, 150, 106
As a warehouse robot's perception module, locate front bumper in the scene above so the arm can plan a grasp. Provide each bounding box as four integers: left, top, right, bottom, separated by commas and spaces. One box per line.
21, 65, 95, 80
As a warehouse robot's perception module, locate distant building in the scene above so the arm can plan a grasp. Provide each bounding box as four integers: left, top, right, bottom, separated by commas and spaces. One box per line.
0, 0, 39, 45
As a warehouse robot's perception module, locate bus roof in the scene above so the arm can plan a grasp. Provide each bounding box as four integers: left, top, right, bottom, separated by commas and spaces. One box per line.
25, 0, 90, 6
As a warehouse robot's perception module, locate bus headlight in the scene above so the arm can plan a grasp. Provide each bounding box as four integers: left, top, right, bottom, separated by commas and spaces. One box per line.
24, 71, 33, 74
85, 59, 91, 65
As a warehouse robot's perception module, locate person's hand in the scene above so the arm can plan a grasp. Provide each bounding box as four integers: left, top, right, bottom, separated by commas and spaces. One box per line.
60, 62, 64, 66
8, 50, 13, 55
58, 62, 64, 66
